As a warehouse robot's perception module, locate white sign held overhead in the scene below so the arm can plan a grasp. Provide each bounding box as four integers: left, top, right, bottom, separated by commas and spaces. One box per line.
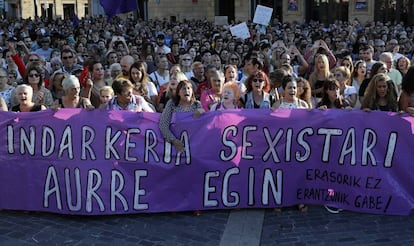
230, 22, 250, 40
253, 5, 273, 26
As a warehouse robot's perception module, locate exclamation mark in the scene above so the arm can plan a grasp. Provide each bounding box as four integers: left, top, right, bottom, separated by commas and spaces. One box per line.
383, 196, 392, 213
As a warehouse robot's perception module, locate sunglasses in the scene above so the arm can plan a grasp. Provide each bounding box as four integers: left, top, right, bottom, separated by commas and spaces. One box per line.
29, 59, 39, 62
183, 58, 191, 61
230, 58, 239, 61
29, 73, 40, 78
62, 56, 73, 60
253, 78, 264, 83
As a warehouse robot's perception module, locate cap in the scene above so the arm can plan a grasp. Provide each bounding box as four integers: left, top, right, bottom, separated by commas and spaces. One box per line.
157, 34, 165, 39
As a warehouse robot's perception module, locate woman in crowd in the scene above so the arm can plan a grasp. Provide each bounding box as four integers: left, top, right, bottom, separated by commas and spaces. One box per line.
295, 77, 313, 108
129, 61, 158, 106
86, 60, 107, 108
11, 64, 54, 108
226, 52, 243, 80
351, 60, 367, 109
51, 75, 94, 109
361, 73, 398, 112
398, 66, 414, 114
396, 56, 411, 77
210, 82, 241, 111
11, 84, 47, 112
158, 71, 187, 112
317, 79, 345, 109
105, 78, 154, 112
359, 61, 388, 103
179, 53, 194, 79
272, 75, 309, 109
308, 54, 332, 103
200, 70, 224, 111
159, 80, 204, 153
0, 68, 14, 109
224, 64, 246, 95
48, 71, 65, 101
210, 54, 222, 71
334, 66, 357, 108
340, 55, 354, 75
241, 70, 275, 109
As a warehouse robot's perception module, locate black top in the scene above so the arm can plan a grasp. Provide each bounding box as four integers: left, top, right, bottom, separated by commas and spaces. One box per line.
11, 104, 43, 112
358, 78, 371, 97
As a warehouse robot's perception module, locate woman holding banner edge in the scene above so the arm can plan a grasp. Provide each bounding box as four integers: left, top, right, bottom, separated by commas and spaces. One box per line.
159, 80, 204, 153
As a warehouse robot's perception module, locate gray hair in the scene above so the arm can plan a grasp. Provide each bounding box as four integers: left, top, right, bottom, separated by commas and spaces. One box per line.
62, 75, 80, 91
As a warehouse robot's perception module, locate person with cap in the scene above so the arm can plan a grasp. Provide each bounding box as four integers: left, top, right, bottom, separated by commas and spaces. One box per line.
155, 34, 171, 55
166, 40, 180, 64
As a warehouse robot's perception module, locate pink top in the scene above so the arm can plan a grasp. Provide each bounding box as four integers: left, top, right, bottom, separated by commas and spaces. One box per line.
200, 88, 219, 111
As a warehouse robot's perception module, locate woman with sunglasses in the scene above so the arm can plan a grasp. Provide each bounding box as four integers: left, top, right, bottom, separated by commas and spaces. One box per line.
179, 54, 194, 79
11, 63, 53, 108
241, 70, 275, 109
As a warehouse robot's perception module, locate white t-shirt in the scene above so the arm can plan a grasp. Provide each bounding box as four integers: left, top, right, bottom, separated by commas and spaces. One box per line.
149, 71, 170, 90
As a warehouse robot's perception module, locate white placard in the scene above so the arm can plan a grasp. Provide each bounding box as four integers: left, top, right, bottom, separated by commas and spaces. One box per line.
230, 22, 250, 40
253, 5, 273, 26
214, 16, 228, 26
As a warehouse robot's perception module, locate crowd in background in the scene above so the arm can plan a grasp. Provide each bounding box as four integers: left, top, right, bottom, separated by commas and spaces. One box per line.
1, 15, 414, 128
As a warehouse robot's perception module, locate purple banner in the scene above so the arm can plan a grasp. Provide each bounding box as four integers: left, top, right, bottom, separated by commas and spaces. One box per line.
99, 0, 138, 19
1, 109, 414, 215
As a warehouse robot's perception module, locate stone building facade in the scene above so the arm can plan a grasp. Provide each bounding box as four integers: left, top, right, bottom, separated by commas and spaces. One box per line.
7, 0, 414, 26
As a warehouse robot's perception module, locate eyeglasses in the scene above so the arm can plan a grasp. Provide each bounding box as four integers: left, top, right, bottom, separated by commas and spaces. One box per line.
29, 73, 40, 78
253, 78, 264, 83
62, 56, 73, 60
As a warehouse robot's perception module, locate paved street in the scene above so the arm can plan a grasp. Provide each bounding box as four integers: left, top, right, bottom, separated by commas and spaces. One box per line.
1, 205, 414, 245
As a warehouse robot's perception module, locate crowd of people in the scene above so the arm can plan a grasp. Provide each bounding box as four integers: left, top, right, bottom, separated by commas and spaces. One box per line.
1, 14, 414, 214
1, 15, 414, 145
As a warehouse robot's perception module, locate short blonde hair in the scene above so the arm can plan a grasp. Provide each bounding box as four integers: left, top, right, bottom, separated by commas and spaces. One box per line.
100, 86, 114, 96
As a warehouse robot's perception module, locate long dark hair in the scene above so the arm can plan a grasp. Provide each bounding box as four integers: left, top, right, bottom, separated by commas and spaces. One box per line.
317, 79, 344, 109
24, 63, 44, 89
